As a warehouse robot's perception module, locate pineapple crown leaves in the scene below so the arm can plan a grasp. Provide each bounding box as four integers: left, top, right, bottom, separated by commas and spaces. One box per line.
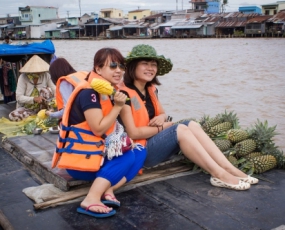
238, 160, 255, 175
220, 110, 240, 128
247, 119, 279, 150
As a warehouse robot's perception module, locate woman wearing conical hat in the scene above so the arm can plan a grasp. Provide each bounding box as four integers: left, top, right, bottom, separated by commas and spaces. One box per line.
9, 55, 56, 121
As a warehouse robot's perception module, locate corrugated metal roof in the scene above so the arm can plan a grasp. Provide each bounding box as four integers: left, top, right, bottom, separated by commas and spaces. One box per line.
123, 24, 146, 28
159, 20, 184, 27
246, 15, 272, 23
203, 16, 222, 23
0, 24, 10, 28
85, 23, 111, 26
129, 9, 149, 13
144, 13, 163, 19
171, 24, 202, 29
215, 21, 247, 28
103, 18, 126, 24
267, 10, 285, 23
108, 26, 123, 31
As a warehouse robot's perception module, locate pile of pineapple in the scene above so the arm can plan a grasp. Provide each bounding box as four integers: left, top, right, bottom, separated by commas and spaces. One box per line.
179, 111, 284, 175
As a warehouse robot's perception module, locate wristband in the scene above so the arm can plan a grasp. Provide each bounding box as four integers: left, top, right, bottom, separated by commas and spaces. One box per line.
157, 126, 160, 133
161, 125, 164, 131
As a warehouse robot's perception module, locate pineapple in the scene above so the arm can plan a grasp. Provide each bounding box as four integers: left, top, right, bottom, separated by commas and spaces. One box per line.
213, 139, 232, 152
227, 155, 238, 167
249, 155, 277, 174
226, 129, 249, 143
37, 109, 48, 120
262, 144, 285, 170
233, 119, 278, 159
244, 152, 263, 160
234, 139, 257, 157
200, 114, 222, 134
248, 119, 278, 151
209, 122, 232, 137
208, 110, 239, 137
220, 110, 240, 128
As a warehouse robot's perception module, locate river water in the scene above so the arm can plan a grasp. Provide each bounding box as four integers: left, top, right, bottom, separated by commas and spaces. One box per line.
52, 38, 285, 152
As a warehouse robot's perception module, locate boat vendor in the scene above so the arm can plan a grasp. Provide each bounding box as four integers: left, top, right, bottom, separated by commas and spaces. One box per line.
2, 35, 13, 44
9, 55, 56, 121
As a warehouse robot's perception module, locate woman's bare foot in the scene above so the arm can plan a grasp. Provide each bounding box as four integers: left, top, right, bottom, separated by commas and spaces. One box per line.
103, 189, 120, 203
81, 197, 113, 213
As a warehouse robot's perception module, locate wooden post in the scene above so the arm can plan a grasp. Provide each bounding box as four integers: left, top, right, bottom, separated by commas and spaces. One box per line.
0, 210, 14, 230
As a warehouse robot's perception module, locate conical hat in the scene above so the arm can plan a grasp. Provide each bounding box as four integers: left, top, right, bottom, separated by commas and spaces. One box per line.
19, 55, 50, 73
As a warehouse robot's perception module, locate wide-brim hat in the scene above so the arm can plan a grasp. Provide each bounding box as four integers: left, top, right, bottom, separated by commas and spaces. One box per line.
125, 44, 173, 76
19, 55, 50, 73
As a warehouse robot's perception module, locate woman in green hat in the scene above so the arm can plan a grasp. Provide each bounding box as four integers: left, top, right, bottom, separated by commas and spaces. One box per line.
119, 44, 258, 191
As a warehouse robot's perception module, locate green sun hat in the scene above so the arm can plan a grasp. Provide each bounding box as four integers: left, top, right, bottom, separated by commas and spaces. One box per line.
125, 44, 173, 76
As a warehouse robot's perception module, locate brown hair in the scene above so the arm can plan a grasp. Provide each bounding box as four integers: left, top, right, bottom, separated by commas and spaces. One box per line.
49, 58, 76, 84
93, 48, 125, 73
124, 59, 161, 87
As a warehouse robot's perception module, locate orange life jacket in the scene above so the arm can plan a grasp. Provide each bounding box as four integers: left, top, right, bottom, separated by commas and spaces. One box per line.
86, 71, 107, 84
51, 76, 115, 172
119, 85, 162, 146
55, 71, 88, 110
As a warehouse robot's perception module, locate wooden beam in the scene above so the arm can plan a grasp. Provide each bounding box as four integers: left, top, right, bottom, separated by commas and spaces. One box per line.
0, 210, 14, 230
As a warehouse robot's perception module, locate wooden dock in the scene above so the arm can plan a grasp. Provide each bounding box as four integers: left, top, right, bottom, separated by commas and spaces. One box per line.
1, 129, 189, 191
1, 103, 285, 229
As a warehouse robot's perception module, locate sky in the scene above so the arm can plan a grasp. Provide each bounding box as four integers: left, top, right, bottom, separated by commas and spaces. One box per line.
0, 0, 276, 18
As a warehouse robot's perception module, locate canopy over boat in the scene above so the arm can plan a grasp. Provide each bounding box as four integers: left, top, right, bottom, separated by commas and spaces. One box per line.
0, 40, 55, 63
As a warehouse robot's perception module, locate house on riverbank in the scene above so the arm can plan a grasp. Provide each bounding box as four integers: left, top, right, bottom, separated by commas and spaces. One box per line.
1, 2, 285, 39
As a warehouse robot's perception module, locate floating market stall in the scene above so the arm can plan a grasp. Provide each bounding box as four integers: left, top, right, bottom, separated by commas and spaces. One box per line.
0, 40, 55, 103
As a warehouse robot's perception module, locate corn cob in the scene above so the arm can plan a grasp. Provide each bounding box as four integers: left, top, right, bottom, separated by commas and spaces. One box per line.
90, 79, 115, 95
90, 78, 129, 100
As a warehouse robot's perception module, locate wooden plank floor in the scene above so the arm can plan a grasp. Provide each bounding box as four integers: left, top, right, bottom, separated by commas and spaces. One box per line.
1, 147, 285, 230
1, 132, 190, 191
0, 102, 190, 191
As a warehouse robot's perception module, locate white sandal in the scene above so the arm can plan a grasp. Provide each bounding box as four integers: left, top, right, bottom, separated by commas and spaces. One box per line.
210, 177, 251, 191
237, 175, 259, 185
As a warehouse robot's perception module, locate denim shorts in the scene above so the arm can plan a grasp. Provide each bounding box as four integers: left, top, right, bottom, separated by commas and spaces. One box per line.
145, 120, 190, 167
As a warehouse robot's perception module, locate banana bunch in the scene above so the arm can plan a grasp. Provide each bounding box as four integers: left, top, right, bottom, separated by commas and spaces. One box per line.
90, 78, 114, 95
37, 109, 48, 120
36, 119, 48, 130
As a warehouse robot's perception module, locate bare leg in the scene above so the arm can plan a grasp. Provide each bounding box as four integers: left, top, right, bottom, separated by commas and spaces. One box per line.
177, 125, 240, 185
187, 121, 248, 178
80, 177, 113, 213
103, 177, 127, 203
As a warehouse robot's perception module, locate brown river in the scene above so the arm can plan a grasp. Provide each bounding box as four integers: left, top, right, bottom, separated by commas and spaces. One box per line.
52, 38, 285, 152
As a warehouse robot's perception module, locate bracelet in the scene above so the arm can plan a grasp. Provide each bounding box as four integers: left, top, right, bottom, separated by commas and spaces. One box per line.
161, 125, 164, 131
157, 126, 160, 133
